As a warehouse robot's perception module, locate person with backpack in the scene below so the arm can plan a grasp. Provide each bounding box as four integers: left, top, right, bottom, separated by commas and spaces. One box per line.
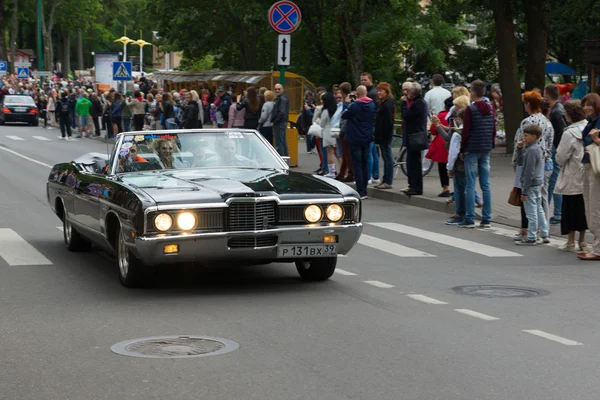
57, 92, 72, 139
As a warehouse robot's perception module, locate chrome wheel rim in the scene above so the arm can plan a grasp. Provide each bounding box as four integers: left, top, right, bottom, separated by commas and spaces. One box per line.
118, 231, 129, 279
64, 214, 72, 245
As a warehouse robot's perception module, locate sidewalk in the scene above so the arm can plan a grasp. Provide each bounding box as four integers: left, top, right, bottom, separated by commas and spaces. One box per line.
293, 141, 558, 232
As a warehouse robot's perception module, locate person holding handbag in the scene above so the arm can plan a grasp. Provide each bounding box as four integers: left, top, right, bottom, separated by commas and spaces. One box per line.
401, 82, 428, 196
577, 93, 600, 260
554, 100, 589, 252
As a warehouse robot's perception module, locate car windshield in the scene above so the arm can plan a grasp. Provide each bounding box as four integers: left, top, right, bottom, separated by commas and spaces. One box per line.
112, 130, 286, 174
4, 96, 35, 105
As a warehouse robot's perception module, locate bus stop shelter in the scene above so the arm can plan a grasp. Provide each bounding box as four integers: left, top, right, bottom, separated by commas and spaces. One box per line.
151, 70, 316, 123
151, 70, 317, 167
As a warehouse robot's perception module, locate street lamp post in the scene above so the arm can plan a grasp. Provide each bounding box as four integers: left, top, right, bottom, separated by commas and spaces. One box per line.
114, 26, 134, 92
133, 31, 151, 75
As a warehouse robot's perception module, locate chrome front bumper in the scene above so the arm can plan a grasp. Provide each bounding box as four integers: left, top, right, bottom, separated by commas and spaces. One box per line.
131, 223, 363, 266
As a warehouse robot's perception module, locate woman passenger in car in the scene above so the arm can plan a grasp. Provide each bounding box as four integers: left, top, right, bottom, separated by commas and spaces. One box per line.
153, 138, 188, 169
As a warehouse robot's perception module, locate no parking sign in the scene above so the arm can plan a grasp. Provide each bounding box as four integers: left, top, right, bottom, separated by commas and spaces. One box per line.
268, 1, 301, 34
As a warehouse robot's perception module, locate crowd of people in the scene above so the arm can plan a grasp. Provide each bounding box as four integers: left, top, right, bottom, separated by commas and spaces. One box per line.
4, 70, 600, 259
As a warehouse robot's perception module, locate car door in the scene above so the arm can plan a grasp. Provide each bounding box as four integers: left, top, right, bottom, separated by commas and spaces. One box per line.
73, 167, 105, 242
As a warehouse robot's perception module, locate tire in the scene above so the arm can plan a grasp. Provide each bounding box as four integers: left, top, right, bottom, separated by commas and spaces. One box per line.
31, 119, 39, 127
295, 257, 337, 281
398, 148, 408, 177
63, 210, 92, 252
397, 148, 434, 177
116, 226, 147, 288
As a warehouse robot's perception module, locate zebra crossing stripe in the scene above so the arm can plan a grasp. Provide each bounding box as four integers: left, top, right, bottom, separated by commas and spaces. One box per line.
368, 222, 522, 257
6, 135, 24, 141
358, 234, 436, 257
0, 229, 52, 266
32, 136, 51, 141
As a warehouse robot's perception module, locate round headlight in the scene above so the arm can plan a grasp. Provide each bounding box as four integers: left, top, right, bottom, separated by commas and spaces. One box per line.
326, 204, 344, 222
177, 212, 197, 231
154, 213, 173, 232
304, 205, 323, 223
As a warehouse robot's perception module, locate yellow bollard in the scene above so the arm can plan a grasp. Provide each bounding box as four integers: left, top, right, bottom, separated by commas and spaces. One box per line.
286, 125, 299, 167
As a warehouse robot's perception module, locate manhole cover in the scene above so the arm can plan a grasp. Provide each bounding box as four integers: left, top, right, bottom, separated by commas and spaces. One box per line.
111, 335, 239, 359
452, 285, 549, 298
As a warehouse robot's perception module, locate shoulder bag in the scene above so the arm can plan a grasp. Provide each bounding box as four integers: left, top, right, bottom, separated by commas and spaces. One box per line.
508, 187, 522, 207
408, 130, 429, 151
587, 144, 600, 176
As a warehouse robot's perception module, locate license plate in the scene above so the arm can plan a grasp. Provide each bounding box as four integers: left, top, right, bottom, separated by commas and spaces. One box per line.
278, 244, 337, 258
14, 107, 26, 112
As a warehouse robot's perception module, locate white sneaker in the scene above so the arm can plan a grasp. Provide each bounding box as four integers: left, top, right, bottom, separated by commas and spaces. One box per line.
371, 179, 381, 185
58, 136, 65, 140
324, 172, 336, 178
367, 179, 373, 184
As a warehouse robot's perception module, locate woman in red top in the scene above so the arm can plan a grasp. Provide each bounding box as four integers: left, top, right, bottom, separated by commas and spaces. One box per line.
426, 96, 453, 197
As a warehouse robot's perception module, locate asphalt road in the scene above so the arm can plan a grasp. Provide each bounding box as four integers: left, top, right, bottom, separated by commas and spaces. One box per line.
1, 123, 600, 400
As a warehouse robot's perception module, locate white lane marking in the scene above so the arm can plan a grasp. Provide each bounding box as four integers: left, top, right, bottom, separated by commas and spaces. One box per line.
369, 222, 522, 257
523, 330, 583, 346
0, 146, 53, 168
406, 294, 448, 305
454, 309, 500, 321
335, 268, 357, 276
6, 135, 24, 141
0, 229, 52, 266
56, 226, 63, 232
358, 234, 436, 257
364, 280, 395, 288
485, 225, 566, 248
32, 136, 51, 141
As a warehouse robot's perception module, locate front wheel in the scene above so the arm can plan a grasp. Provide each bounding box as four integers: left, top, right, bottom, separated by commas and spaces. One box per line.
116, 227, 147, 288
295, 257, 337, 281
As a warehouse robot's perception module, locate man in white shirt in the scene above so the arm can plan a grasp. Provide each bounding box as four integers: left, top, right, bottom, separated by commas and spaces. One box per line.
424, 74, 451, 115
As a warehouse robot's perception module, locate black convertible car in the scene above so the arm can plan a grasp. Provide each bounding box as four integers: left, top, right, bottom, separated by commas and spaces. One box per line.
47, 129, 363, 287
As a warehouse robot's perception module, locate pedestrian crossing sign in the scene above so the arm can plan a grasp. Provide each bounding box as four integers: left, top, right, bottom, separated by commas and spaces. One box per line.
112, 62, 132, 81
17, 67, 29, 79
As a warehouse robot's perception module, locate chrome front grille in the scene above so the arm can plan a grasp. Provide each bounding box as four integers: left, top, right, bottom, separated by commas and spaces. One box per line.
228, 235, 278, 249
228, 201, 276, 231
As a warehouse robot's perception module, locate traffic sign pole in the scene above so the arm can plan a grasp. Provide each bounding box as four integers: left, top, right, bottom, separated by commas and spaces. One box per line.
269, 2, 301, 89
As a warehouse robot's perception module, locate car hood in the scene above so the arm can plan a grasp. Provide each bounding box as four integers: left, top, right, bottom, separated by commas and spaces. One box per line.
118, 168, 346, 205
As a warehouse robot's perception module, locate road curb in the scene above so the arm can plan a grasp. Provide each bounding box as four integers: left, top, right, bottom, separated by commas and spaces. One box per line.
351, 184, 522, 229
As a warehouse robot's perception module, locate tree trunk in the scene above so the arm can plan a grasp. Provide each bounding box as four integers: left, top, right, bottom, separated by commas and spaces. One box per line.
41, 0, 58, 72
0, 0, 7, 61
523, 0, 549, 90
336, 1, 365, 86
63, 34, 71, 77
77, 30, 84, 70
493, 0, 523, 154
10, 0, 18, 73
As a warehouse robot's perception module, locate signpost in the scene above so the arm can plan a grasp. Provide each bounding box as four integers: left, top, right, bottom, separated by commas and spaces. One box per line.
112, 61, 133, 81
0, 61, 6, 76
113, 61, 133, 92
277, 35, 291, 66
16, 67, 29, 79
268, 1, 301, 85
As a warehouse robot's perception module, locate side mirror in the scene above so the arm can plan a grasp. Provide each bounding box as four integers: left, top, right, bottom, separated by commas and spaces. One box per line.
281, 156, 291, 166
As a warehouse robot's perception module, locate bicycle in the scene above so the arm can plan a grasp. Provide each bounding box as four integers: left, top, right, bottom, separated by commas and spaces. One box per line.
392, 134, 434, 178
